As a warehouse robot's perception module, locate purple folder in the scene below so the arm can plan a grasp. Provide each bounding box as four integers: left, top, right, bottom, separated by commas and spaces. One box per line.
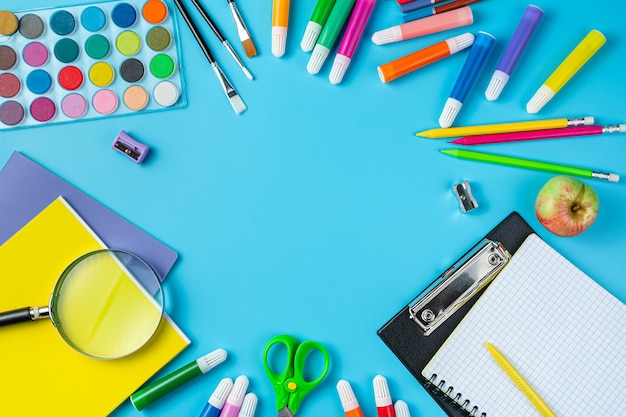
0, 151, 177, 282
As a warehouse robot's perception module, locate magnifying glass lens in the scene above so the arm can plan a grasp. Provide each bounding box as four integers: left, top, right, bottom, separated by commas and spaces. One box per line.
51, 250, 164, 359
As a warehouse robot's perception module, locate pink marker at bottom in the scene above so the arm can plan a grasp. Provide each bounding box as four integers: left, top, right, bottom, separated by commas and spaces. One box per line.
329, 0, 377, 85
219, 375, 249, 417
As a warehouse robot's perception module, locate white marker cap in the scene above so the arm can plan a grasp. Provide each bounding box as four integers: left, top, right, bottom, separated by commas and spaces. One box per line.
307, 44, 330, 74
371, 26, 402, 45
329, 54, 351, 85
238, 393, 258, 417
226, 375, 249, 407
394, 400, 412, 417
485, 70, 510, 101
301, 21, 322, 52
373, 375, 392, 407
439, 97, 463, 128
526, 84, 555, 114
197, 348, 228, 373
336, 380, 360, 412
208, 378, 233, 409
272, 26, 288, 57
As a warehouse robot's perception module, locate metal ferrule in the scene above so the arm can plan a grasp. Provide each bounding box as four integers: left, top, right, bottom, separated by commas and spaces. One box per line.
592, 172, 611, 181
567, 118, 589, 127
222, 40, 245, 69
602, 124, 623, 133
229, 3, 250, 36
30, 306, 50, 320
210, 62, 237, 99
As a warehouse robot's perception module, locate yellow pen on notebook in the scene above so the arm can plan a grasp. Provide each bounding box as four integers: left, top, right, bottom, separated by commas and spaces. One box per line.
486, 343, 558, 417
526, 30, 605, 114
272, 0, 290, 57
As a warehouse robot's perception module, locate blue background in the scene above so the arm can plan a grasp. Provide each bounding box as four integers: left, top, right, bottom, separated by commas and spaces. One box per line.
2, 0, 625, 416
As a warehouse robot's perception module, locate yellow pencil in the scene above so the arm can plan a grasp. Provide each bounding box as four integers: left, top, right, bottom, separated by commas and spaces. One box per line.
416, 116, 594, 139
486, 343, 558, 417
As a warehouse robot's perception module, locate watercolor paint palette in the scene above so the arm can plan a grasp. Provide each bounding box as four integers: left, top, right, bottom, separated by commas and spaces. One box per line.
0, 0, 186, 130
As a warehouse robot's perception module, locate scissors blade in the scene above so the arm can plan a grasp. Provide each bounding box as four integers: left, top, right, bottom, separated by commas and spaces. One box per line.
278, 407, 294, 417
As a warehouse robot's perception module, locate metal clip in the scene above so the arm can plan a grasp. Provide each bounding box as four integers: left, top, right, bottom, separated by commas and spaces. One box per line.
112, 130, 149, 163
408, 239, 510, 335
452, 181, 478, 212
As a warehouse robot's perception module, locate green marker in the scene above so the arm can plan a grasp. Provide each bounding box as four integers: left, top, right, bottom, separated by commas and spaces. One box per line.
130, 348, 227, 410
440, 148, 620, 182
306, 0, 356, 74
301, 0, 337, 52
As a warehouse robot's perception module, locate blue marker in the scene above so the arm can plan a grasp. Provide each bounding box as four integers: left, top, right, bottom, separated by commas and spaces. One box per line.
400, 0, 443, 13
439, 31, 495, 128
198, 378, 233, 417
485, 5, 543, 101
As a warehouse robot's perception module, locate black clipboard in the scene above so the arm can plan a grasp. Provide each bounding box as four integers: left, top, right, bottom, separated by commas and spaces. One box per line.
377, 212, 535, 417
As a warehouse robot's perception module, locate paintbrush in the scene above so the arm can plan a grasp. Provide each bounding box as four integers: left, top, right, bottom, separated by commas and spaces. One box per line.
173, 0, 247, 115
226, 0, 257, 58
189, 0, 253, 80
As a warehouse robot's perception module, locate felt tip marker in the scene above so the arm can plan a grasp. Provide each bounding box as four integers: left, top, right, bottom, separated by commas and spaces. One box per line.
402, 0, 482, 23
486, 5, 543, 101
301, 0, 337, 52
378, 33, 474, 83
329, 0, 376, 84
130, 349, 227, 411
219, 375, 249, 417
307, 0, 357, 74
272, 0, 291, 57
394, 400, 412, 417
527, 29, 605, 113
373, 375, 395, 417
238, 393, 259, 417
198, 378, 233, 417
371, 7, 473, 46
337, 380, 365, 417
439, 31, 495, 128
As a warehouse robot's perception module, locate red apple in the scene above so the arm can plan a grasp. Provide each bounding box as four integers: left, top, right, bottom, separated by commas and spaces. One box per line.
535, 176, 599, 237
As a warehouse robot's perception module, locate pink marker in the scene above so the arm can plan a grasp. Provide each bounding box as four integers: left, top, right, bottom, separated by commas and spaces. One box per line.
373, 375, 395, 417
371, 6, 473, 45
329, 0, 377, 84
219, 375, 249, 417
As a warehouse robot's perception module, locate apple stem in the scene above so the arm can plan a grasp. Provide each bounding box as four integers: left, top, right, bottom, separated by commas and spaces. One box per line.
571, 184, 586, 213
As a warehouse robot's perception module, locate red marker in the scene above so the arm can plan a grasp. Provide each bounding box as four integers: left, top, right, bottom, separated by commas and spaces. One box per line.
374, 375, 396, 417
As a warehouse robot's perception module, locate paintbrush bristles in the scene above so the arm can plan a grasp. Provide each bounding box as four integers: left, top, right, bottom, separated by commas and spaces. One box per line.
242, 38, 257, 58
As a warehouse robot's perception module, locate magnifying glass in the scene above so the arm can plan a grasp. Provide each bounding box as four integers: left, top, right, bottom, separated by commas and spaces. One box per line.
0, 249, 163, 359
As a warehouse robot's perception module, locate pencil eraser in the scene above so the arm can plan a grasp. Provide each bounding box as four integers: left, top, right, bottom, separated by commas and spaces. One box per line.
112, 130, 149, 163
608, 173, 619, 182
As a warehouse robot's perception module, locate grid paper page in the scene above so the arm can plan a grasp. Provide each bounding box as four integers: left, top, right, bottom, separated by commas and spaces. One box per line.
422, 234, 626, 416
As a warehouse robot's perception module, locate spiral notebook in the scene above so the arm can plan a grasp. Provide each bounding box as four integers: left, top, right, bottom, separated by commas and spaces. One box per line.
421, 234, 626, 416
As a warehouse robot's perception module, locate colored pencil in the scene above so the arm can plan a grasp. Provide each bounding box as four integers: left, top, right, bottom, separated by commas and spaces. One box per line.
416, 116, 594, 138
402, 0, 482, 23
451, 124, 626, 145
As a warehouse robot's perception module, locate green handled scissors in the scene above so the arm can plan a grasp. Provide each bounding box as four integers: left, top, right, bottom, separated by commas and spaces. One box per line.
263, 334, 331, 417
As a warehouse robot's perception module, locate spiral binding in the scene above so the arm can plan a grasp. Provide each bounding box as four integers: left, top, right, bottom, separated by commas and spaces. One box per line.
425, 374, 487, 417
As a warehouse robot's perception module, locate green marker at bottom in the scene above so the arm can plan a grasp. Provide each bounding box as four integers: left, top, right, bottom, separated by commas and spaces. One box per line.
440, 148, 620, 182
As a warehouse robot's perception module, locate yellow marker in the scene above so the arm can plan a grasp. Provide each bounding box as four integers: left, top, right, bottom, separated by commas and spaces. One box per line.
527, 30, 605, 114
486, 343, 558, 417
416, 116, 594, 138
272, 0, 290, 57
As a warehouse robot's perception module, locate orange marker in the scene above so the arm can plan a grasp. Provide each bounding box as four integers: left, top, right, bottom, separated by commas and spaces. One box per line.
272, 0, 290, 57
337, 380, 364, 417
378, 33, 474, 83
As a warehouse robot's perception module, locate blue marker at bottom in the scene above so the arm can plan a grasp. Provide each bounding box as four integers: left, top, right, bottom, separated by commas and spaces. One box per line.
439, 31, 495, 128
199, 378, 233, 417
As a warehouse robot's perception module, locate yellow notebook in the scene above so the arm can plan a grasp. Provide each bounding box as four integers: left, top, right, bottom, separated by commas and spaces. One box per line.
0, 197, 190, 416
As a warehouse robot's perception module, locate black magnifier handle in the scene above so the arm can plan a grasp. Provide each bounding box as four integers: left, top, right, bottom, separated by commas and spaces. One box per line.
0, 306, 49, 326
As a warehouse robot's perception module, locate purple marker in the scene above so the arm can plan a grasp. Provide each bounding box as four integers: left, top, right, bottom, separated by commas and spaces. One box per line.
329, 0, 376, 84
485, 4, 543, 101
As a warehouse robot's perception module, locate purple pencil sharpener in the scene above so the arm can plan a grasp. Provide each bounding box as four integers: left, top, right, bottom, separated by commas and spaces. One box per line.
112, 130, 149, 163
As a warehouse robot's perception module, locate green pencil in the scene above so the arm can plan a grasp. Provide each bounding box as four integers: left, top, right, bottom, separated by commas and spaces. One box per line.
440, 148, 620, 182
